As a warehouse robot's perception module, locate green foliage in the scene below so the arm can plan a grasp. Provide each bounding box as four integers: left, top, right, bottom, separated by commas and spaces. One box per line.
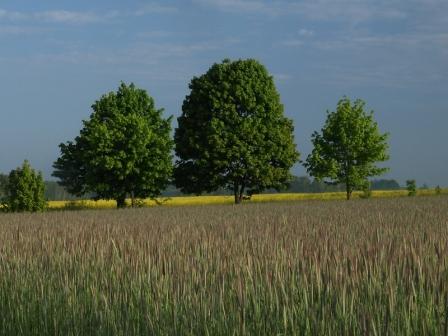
406, 180, 417, 196
1, 160, 46, 212
53, 82, 173, 208
304, 97, 389, 200
0, 173, 8, 198
44, 181, 80, 201
174, 59, 300, 204
435, 185, 441, 195
359, 181, 372, 199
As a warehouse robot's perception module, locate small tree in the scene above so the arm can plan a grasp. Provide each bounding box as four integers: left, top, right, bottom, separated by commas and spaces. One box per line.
2, 160, 46, 212
53, 82, 173, 208
435, 185, 442, 195
406, 180, 416, 196
174, 59, 300, 204
304, 97, 389, 200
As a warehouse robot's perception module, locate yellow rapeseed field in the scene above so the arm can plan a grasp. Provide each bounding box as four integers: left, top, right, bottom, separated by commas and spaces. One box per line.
48, 188, 447, 209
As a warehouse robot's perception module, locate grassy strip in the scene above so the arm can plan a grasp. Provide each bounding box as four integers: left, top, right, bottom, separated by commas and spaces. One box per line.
47, 188, 448, 210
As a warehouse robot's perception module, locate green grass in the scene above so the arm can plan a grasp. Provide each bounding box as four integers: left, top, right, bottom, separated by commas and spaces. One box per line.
0, 196, 448, 335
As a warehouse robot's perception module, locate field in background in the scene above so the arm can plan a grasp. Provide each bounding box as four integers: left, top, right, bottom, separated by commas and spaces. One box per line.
48, 188, 448, 209
1, 196, 447, 335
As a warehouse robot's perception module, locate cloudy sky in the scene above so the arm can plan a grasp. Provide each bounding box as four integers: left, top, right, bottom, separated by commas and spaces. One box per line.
0, 0, 447, 186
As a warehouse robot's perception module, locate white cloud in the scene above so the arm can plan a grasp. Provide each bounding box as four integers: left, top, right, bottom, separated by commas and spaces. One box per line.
136, 30, 174, 39
288, 1, 407, 22
133, 3, 178, 16
12, 38, 240, 67
192, 0, 273, 14
0, 9, 27, 20
281, 28, 313, 48
35, 10, 101, 24
273, 73, 292, 81
281, 39, 304, 47
0, 8, 104, 24
0, 25, 44, 35
192, 0, 409, 22
299, 28, 314, 37
313, 31, 448, 52
287, 28, 448, 88
0, 3, 178, 26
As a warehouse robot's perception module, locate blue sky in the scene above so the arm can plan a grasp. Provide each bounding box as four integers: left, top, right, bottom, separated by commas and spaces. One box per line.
0, 0, 447, 186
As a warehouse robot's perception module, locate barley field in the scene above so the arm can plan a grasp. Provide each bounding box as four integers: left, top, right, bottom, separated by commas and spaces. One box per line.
0, 196, 447, 335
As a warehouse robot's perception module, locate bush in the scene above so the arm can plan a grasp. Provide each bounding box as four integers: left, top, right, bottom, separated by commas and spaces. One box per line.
2, 160, 46, 212
435, 185, 442, 195
406, 180, 417, 197
359, 181, 372, 199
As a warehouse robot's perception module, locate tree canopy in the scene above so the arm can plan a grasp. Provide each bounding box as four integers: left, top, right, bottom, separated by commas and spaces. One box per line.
1, 160, 46, 212
304, 97, 389, 200
53, 82, 173, 208
174, 59, 300, 203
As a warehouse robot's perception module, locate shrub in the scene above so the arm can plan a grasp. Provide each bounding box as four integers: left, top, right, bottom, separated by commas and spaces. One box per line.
406, 180, 417, 197
2, 160, 46, 212
358, 180, 371, 199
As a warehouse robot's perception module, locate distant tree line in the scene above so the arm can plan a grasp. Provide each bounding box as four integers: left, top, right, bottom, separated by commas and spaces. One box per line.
285, 177, 401, 193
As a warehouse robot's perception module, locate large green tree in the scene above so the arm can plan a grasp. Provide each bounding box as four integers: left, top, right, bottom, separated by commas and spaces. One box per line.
174, 59, 300, 204
2, 160, 46, 212
304, 97, 389, 200
53, 82, 173, 208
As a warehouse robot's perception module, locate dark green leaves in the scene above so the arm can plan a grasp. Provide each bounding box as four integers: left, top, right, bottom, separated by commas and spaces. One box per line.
2, 160, 46, 212
53, 82, 173, 208
174, 59, 300, 203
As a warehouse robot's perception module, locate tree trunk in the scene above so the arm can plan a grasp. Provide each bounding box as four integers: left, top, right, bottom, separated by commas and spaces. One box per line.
130, 191, 135, 208
346, 183, 352, 200
234, 194, 242, 204
116, 195, 126, 209
234, 183, 244, 204
234, 184, 241, 204
345, 161, 352, 200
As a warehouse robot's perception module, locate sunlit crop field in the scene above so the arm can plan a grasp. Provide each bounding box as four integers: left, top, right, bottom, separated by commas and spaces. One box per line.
1, 196, 447, 335
48, 188, 447, 209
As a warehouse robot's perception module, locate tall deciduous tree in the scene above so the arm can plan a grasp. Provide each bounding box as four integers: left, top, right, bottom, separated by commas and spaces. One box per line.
53, 82, 173, 208
174, 59, 300, 204
2, 160, 46, 212
304, 97, 389, 200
